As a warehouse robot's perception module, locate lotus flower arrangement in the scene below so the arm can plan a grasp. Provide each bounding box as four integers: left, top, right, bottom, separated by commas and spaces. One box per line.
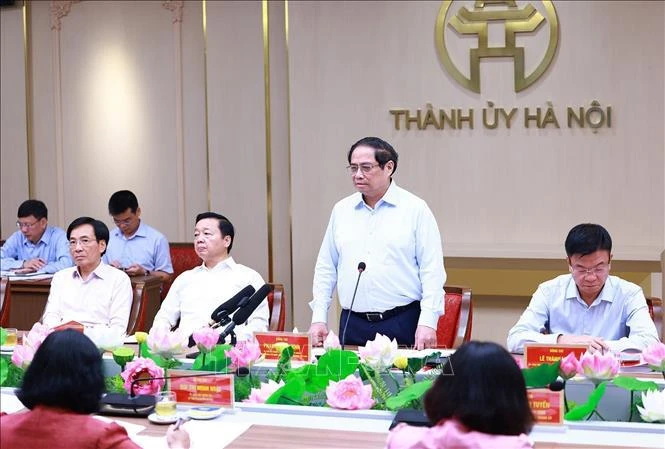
225, 337, 262, 369
358, 333, 399, 371
121, 357, 165, 395
323, 331, 341, 351
326, 374, 375, 410
637, 389, 665, 423
559, 352, 580, 380
146, 326, 188, 360
244, 379, 285, 404
577, 351, 619, 385
641, 342, 665, 379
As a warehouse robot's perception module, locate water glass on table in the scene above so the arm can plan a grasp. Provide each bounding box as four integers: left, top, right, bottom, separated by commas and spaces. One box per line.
155, 391, 177, 418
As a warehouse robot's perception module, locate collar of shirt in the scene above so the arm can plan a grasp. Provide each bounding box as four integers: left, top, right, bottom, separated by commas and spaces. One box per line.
113, 220, 148, 241
352, 180, 400, 210
197, 256, 237, 273
72, 261, 109, 281
22, 225, 51, 247
565, 274, 615, 306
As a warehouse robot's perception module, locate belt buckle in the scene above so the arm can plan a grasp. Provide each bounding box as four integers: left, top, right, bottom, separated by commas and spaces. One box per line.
365, 312, 383, 322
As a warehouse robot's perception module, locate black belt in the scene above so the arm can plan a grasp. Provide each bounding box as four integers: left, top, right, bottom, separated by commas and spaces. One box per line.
348, 301, 419, 322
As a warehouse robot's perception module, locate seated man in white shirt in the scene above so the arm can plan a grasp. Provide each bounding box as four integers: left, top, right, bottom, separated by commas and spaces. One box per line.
151, 212, 269, 338
507, 223, 659, 353
42, 217, 133, 335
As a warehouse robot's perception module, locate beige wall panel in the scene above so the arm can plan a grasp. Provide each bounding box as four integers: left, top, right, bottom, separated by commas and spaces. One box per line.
181, 1, 209, 233
56, 1, 179, 236
0, 7, 29, 239
289, 1, 665, 330
267, 2, 293, 325
206, 1, 269, 279
28, 3, 60, 228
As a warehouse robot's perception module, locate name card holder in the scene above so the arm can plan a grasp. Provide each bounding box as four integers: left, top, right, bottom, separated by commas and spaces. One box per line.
254, 332, 312, 362
528, 389, 564, 425
523, 344, 587, 368
168, 369, 234, 408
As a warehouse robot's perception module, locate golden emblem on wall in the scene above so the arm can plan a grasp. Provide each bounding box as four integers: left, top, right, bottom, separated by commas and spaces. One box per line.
435, 0, 559, 93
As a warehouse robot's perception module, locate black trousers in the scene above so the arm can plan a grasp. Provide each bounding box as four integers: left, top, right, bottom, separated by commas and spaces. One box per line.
338, 304, 420, 347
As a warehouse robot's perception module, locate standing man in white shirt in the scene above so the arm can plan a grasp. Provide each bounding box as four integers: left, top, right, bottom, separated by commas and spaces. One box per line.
42, 217, 132, 334
308, 137, 446, 350
507, 223, 659, 353
151, 213, 269, 338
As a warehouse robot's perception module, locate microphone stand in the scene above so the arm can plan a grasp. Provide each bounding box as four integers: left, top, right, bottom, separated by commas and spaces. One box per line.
341, 263, 366, 350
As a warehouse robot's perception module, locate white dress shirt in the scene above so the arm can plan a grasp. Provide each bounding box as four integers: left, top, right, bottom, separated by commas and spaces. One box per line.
152, 256, 269, 338
507, 274, 660, 353
42, 262, 132, 334
310, 182, 446, 329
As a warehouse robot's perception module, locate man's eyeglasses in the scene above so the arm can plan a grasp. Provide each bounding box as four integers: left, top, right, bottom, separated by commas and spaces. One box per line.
346, 163, 380, 175
571, 264, 609, 277
68, 238, 97, 248
16, 220, 40, 230
113, 217, 134, 226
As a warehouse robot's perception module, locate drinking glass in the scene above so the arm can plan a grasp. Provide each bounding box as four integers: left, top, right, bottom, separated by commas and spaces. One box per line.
4, 328, 18, 347
154, 391, 177, 418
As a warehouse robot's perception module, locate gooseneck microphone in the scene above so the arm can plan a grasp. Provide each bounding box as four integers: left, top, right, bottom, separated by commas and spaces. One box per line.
217, 283, 272, 344
341, 262, 366, 350
209, 285, 256, 327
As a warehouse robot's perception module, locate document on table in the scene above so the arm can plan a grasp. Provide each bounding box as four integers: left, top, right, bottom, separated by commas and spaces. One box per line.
0, 392, 25, 414
131, 420, 252, 449
0, 271, 54, 281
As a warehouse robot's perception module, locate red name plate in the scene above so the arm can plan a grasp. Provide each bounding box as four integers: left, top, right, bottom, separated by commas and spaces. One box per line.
254, 332, 311, 362
528, 389, 564, 425
168, 369, 235, 407
523, 344, 587, 368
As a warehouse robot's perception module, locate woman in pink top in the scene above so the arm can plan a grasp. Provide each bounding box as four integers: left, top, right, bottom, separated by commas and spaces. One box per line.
386, 341, 534, 449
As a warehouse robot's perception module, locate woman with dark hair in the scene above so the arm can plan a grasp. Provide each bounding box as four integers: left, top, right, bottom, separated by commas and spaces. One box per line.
387, 341, 534, 449
0, 329, 189, 449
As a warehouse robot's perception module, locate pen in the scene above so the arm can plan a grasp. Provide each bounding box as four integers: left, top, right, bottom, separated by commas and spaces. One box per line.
173, 416, 190, 430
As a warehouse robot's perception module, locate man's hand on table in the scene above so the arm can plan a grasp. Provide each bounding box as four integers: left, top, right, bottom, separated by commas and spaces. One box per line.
309, 322, 328, 347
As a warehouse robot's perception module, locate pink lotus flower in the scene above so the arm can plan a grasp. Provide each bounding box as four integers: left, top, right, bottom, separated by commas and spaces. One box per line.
577, 351, 619, 384
641, 342, 665, 372
147, 326, 188, 359
323, 331, 341, 351
326, 374, 375, 410
358, 333, 398, 370
192, 327, 218, 353
225, 338, 262, 369
11, 344, 35, 369
513, 356, 524, 369
559, 352, 580, 380
243, 379, 285, 403
121, 357, 165, 395
24, 322, 52, 350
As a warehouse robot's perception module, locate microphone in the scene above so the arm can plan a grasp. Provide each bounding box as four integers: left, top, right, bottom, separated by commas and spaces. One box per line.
341, 262, 366, 350
217, 283, 272, 343
188, 285, 256, 347
209, 285, 256, 327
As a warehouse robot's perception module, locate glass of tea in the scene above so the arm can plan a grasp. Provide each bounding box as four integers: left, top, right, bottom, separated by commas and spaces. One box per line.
154, 391, 177, 418
4, 328, 18, 347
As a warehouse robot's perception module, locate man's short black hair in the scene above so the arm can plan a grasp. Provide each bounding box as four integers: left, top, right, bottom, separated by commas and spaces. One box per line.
66, 217, 110, 256
564, 223, 612, 257
347, 136, 399, 176
424, 341, 534, 436
108, 190, 139, 215
195, 212, 235, 253
17, 329, 105, 414
17, 200, 48, 220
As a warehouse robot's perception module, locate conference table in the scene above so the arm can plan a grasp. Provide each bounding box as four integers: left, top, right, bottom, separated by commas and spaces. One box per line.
5, 274, 163, 331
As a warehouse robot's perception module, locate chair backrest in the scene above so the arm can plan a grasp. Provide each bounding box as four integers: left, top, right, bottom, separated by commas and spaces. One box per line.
646, 296, 663, 341
162, 242, 202, 300
267, 283, 286, 331
126, 280, 146, 335
0, 278, 10, 327
436, 285, 473, 349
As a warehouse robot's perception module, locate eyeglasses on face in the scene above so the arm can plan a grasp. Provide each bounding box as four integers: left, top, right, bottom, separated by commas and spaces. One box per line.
16, 220, 40, 230
113, 216, 135, 226
571, 264, 609, 277
346, 163, 380, 175
68, 238, 97, 248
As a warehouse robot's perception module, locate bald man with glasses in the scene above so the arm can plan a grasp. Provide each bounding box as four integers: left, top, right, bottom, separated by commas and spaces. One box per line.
0, 200, 72, 274
507, 223, 659, 353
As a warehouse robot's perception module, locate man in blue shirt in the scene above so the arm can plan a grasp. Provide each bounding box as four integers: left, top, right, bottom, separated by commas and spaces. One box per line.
0, 200, 72, 274
507, 223, 659, 353
308, 137, 446, 350
103, 190, 173, 282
